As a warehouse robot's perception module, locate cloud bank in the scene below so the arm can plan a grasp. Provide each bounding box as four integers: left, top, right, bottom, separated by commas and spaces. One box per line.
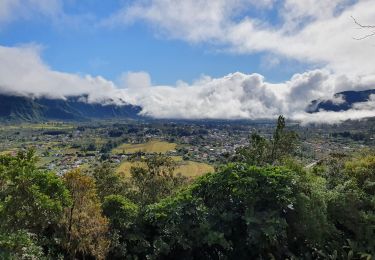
1, 44, 375, 124
124, 70, 375, 124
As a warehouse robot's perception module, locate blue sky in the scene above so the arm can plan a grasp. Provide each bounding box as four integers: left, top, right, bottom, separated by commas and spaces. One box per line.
0, 0, 374, 122
0, 0, 309, 85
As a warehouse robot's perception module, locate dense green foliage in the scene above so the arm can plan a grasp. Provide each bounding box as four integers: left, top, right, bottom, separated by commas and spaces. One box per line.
235, 116, 299, 166
128, 154, 188, 207
0, 150, 70, 233
0, 150, 70, 259
92, 162, 128, 200
0, 117, 374, 259
98, 154, 374, 259
102, 195, 142, 258
0, 230, 45, 259
144, 164, 300, 259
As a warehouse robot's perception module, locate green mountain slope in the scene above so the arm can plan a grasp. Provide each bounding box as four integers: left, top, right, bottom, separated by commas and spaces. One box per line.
0, 94, 142, 121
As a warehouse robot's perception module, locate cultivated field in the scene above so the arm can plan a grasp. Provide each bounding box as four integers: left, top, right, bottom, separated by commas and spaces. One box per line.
116, 156, 214, 178
174, 161, 214, 178
112, 140, 177, 154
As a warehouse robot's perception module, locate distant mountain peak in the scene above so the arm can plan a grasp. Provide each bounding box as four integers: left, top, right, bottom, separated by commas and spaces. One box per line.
306, 89, 375, 113
0, 93, 143, 121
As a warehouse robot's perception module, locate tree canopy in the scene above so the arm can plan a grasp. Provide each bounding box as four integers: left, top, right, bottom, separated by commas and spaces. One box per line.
0, 117, 374, 259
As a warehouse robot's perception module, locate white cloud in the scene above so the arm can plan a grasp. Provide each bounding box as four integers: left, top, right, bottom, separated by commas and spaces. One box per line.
353, 94, 375, 109
280, 0, 353, 31
119, 71, 152, 89
122, 69, 375, 123
293, 108, 375, 125
260, 55, 281, 69
0, 0, 63, 27
0, 0, 96, 31
1, 44, 374, 124
104, 0, 375, 76
103, 0, 234, 42
102, 0, 277, 41
333, 94, 347, 105
0, 45, 129, 104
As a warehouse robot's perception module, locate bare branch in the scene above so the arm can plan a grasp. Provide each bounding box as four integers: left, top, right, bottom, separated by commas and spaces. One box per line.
351, 16, 375, 28
351, 16, 375, 40
353, 31, 375, 40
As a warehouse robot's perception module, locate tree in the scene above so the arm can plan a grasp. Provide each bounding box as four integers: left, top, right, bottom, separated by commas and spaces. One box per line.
128, 154, 187, 207
310, 152, 375, 259
235, 115, 298, 166
0, 149, 70, 234
270, 115, 299, 162
102, 195, 144, 258
91, 162, 128, 201
328, 154, 375, 257
0, 230, 44, 259
60, 169, 109, 259
103, 195, 139, 234
236, 132, 270, 166
143, 163, 331, 259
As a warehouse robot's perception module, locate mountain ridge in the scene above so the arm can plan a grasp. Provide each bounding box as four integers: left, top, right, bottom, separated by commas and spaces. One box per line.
306, 89, 375, 113
0, 94, 142, 121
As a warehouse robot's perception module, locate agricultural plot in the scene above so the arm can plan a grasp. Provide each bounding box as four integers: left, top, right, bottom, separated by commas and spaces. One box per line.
112, 140, 177, 154
174, 161, 214, 178
116, 156, 214, 179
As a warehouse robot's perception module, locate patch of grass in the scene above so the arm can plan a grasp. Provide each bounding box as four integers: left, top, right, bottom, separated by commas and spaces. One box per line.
0, 150, 16, 155
112, 140, 177, 154
175, 161, 214, 178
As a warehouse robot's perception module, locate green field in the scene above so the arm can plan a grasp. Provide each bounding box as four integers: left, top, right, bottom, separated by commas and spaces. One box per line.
116, 156, 214, 179
112, 140, 177, 154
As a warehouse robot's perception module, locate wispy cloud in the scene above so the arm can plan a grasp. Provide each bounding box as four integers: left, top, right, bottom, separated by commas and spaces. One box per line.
0, 0, 97, 32
102, 0, 375, 76
0, 0, 63, 27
